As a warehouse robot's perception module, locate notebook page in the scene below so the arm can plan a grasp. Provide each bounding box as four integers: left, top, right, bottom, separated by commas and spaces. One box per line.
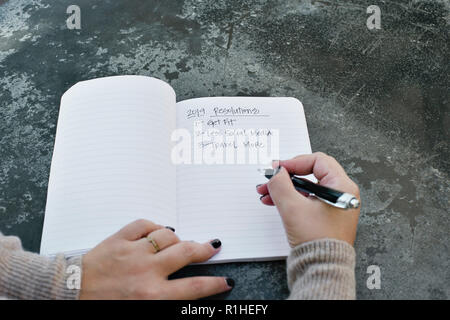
40, 76, 177, 255
174, 97, 312, 262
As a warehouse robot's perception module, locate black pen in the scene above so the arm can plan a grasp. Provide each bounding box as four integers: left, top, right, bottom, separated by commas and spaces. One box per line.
262, 167, 360, 210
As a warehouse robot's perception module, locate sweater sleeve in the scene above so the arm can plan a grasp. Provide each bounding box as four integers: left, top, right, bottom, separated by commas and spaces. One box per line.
286, 238, 356, 300
0, 232, 82, 300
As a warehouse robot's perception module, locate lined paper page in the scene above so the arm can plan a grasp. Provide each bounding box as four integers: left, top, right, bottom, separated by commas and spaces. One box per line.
175, 97, 312, 262
40, 76, 177, 255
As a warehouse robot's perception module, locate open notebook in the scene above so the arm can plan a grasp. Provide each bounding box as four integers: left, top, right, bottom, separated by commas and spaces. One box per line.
40, 75, 312, 262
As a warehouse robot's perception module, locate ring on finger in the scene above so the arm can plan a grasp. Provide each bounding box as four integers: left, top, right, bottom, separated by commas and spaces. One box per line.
147, 235, 161, 253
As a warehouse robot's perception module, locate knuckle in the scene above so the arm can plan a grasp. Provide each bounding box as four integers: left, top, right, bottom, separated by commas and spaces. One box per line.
134, 219, 150, 227
327, 154, 337, 163
180, 241, 197, 258
159, 228, 180, 245
134, 282, 170, 299
314, 151, 327, 158
190, 278, 206, 293
168, 231, 180, 243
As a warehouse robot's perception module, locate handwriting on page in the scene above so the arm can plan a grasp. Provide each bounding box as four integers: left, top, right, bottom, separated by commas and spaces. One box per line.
175, 97, 311, 262
173, 106, 279, 165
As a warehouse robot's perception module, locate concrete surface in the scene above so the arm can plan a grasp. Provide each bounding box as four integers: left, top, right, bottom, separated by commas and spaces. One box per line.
0, 0, 448, 299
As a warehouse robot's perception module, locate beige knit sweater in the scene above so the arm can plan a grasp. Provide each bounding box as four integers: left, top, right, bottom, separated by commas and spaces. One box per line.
0, 233, 355, 299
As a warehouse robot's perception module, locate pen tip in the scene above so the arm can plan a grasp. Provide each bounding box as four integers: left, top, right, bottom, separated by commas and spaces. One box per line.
258, 167, 282, 179
257, 168, 275, 179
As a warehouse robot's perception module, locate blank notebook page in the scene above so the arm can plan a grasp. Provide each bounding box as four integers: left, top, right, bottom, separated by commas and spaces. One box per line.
41, 76, 177, 255
175, 97, 312, 262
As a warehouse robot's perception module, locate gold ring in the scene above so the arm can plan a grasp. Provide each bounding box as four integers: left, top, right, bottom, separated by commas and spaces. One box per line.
147, 235, 160, 253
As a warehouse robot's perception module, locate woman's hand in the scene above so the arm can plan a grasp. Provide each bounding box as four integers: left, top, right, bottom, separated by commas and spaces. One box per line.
256, 152, 360, 247
80, 219, 233, 299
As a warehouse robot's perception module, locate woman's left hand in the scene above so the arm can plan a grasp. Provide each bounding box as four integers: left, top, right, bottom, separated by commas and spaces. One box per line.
80, 219, 233, 299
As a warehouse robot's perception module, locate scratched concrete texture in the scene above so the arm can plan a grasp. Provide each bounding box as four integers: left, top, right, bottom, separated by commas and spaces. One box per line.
0, 0, 448, 299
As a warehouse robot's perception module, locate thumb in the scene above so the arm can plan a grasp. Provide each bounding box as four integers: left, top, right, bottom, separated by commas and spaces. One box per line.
267, 167, 305, 211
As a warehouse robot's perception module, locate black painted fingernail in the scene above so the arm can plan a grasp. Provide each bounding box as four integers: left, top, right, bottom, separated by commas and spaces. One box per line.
210, 239, 221, 249
226, 278, 235, 288
165, 226, 175, 232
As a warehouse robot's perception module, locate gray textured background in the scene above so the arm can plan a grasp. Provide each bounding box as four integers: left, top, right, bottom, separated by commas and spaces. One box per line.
0, 0, 448, 299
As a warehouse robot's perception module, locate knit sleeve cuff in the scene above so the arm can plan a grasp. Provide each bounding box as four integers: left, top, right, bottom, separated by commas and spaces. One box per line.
5, 252, 83, 300
286, 238, 356, 300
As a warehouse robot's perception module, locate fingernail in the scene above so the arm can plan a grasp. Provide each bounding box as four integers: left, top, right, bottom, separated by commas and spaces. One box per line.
260, 194, 268, 201
210, 239, 222, 249
226, 278, 235, 288
272, 160, 280, 167
165, 226, 175, 232
256, 184, 263, 189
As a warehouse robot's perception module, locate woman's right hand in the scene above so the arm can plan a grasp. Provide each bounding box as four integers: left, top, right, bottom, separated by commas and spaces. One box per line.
256, 152, 360, 248
80, 219, 233, 299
